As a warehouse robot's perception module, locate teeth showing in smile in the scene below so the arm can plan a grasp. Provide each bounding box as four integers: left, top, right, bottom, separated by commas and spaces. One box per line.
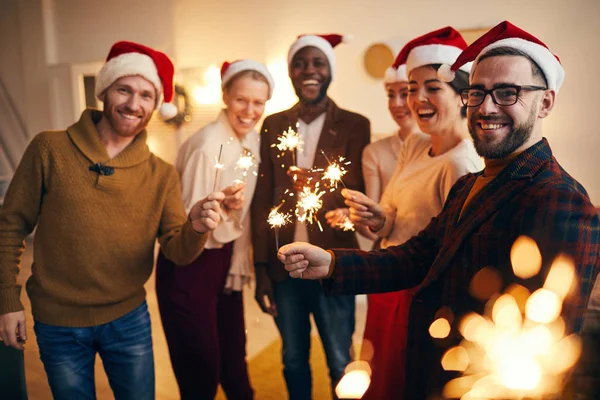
417, 109, 435, 116
303, 79, 319, 86
120, 113, 138, 120
481, 123, 504, 130
240, 118, 253, 124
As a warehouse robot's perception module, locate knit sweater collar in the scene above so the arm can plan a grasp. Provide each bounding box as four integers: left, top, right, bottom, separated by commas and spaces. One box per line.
66, 108, 151, 167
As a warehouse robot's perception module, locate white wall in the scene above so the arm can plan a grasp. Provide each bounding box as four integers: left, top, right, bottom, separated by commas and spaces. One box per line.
171, 0, 600, 201
3, 0, 600, 202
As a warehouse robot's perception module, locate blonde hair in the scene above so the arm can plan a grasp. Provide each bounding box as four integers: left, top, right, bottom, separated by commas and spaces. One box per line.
223, 70, 270, 93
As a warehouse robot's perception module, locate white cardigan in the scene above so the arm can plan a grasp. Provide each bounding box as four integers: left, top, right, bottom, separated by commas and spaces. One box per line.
378, 132, 483, 248
175, 110, 260, 291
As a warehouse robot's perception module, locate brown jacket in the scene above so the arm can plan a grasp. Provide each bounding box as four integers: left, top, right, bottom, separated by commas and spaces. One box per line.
251, 100, 370, 282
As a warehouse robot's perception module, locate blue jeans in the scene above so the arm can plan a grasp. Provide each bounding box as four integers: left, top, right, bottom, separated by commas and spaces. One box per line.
273, 278, 355, 400
34, 301, 154, 400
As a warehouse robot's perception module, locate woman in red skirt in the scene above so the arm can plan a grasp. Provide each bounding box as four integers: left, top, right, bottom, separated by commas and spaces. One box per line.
156, 60, 274, 400
329, 28, 483, 399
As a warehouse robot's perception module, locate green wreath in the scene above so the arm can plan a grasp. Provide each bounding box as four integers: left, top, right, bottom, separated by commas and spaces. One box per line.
163, 84, 192, 127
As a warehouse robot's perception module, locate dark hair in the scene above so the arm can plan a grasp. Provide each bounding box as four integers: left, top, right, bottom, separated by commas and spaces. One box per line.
477, 47, 548, 87
429, 63, 469, 118
223, 70, 270, 93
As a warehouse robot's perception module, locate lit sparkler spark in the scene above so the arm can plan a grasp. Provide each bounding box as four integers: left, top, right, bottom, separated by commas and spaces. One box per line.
268, 207, 292, 229
295, 184, 326, 225
437, 237, 581, 399
323, 162, 348, 189
235, 149, 255, 181
336, 217, 355, 232
272, 126, 303, 165
268, 205, 291, 251
320, 151, 351, 189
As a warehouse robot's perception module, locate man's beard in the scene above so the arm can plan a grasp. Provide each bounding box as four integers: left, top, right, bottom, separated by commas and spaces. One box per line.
295, 78, 331, 106
103, 97, 152, 138
468, 107, 536, 159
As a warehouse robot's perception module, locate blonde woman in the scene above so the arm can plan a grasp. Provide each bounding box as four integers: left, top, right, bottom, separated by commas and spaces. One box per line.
156, 60, 274, 400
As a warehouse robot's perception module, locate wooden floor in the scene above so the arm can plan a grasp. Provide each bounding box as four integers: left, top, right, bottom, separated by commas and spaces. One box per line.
15, 239, 366, 399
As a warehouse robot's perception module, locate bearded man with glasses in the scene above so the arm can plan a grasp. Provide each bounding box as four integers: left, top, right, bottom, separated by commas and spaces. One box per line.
275, 21, 600, 399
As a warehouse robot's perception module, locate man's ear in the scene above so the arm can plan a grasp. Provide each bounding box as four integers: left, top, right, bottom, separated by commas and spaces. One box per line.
538, 89, 556, 119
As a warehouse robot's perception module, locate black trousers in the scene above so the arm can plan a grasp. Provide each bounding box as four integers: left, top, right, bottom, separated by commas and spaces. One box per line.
0, 345, 28, 399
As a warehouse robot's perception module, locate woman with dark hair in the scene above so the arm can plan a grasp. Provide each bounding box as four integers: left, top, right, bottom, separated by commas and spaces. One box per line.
343, 27, 483, 399
155, 60, 275, 400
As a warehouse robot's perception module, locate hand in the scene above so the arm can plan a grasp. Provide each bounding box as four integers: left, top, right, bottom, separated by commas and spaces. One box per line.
325, 208, 350, 230
287, 166, 321, 192
222, 182, 245, 212
0, 311, 27, 350
189, 192, 225, 233
342, 189, 386, 232
277, 242, 332, 280
255, 267, 277, 316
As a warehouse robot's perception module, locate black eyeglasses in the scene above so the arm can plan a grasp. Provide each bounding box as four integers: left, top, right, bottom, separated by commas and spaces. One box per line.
460, 85, 547, 107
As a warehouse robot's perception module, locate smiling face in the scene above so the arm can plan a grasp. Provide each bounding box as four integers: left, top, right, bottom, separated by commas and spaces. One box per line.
385, 81, 415, 129
407, 65, 464, 136
467, 55, 553, 159
222, 72, 270, 138
289, 46, 332, 105
101, 75, 156, 138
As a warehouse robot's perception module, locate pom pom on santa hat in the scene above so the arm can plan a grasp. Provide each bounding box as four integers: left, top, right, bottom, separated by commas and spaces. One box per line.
94, 41, 178, 119
220, 59, 276, 99
390, 26, 471, 82
439, 21, 565, 91
288, 33, 352, 78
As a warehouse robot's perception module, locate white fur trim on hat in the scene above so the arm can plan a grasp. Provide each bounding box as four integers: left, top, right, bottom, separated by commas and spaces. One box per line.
383, 64, 408, 84
159, 103, 178, 119
474, 37, 565, 91
221, 60, 275, 99
95, 52, 164, 109
288, 36, 336, 78
406, 44, 470, 75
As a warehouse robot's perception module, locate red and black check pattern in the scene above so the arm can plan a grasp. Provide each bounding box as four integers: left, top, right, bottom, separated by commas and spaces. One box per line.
324, 138, 600, 397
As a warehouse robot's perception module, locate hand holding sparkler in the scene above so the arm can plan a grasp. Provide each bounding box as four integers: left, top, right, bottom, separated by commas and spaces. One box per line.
325, 208, 354, 231
189, 191, 226, 233
287, 166, 321, 192
341, 189, 386, 232
277, 242, 332, 280
222, 181, 245, 212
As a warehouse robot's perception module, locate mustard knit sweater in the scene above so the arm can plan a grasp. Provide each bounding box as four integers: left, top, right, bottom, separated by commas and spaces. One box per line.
0, 109, 208, 327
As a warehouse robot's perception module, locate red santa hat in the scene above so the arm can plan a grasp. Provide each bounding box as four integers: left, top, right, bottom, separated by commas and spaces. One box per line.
94, 41, 178, 119
220, 59, 275, 99
287, 33, 352, 78
392, 27, 471, 78
439, 21, 565, 91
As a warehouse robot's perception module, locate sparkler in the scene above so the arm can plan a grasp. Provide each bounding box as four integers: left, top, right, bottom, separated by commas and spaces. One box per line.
336, 217, 355, 232
435, 236, 581, 399
212, 144, 224, 192
320, 150, 350, 190
295, 183, 326, 231
272, 126, 303, 166
267, 204, 292, 251
235, 149, 255, 182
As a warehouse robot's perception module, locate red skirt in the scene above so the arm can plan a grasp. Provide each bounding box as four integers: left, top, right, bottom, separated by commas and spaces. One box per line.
360, 288, 415, 400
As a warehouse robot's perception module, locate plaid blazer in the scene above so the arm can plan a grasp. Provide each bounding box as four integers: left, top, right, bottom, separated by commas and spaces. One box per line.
251, 99, 370, 282
325, 138, 600, 398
